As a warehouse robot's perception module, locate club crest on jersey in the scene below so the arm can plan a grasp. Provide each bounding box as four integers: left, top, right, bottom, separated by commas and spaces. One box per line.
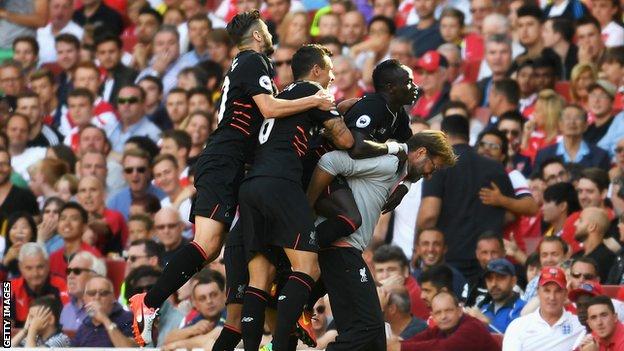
330, 109, 340, 116
359, 268, 368, 282
309, 230, 317, 246
259, 75, 272, 92
356, 115, 371, 128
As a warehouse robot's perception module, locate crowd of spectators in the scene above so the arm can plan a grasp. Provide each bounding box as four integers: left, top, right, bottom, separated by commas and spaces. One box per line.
1, 0, 624, 350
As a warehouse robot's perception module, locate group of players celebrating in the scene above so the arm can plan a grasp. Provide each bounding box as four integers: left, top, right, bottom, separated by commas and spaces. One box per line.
128, 10, 457, 351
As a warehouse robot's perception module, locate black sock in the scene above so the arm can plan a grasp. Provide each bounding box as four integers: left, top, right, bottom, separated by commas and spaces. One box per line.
273, 272, 315, 351
316, 216, 357, 247
212, 324, 242, 351
241, 287, 269, 351
144, 242, 208, 308
305, 280, 326, 312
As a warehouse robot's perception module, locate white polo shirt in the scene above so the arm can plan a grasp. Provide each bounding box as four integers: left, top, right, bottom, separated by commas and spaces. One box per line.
503, 308, 584, 351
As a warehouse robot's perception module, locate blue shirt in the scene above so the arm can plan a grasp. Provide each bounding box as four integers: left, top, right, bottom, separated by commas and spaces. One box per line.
45, 233, 64, 254
555, 139, 590, 163
399, 317, 428, 339
107, 184, 166, 219
71, 302, 133, 347
108, 117, 162, 153
179, 49, 210, 67
480, 293, 526, 333
136, 56, 195, 95
597, 111, 624, 158
60, 296, 88, 332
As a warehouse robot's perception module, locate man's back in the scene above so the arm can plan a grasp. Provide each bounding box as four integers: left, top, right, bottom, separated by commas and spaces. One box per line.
422, 144, 514, 275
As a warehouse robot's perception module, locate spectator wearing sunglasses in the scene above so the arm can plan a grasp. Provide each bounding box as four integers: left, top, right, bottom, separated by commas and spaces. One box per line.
48, 202, 102, 280
72, 275, 136, 347
154, 207, 187, 266
60, 250, 106, 334
108, 85, 162, 154
107, 148, 166, 220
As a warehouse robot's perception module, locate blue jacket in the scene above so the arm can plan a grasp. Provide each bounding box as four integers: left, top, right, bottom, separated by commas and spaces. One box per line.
479, 293, 526, 333
534, 140, 611, 171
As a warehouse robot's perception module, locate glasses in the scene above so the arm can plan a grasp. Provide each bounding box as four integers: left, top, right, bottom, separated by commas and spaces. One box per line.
571, 272, 596, 280
125, 254, 150, 263
85, 289, 112, 297
66, 267, 95, 276
478, 141, 501, 150
117, 96, 141, 105
155, 223, 180, 231
499, 129, 520, 138
124, 166, 147, 174
273, 59, 292, 67
315, 305, 326, 314
616, 147, 624, 154
135, 284, 154, 293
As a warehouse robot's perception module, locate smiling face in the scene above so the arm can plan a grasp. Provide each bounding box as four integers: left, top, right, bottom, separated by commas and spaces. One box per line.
416, 229, 446, 267
9, 217, 34, 246
153, 159, 180, 196
123, 155, 151, 194
58, 208, 86, 241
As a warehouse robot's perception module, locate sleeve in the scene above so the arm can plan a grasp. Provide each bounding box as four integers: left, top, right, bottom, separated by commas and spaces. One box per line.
344, 101, 383, 138
493, 169, 515, 199
299, 83, 341, 125
501, 319, 522, 351
240, 54, 274, 97
317, 151, 358, 177
401, 321, 493, 351
508, 170, 531, 198
392, 111, 413, 142
421, 169, 446, 199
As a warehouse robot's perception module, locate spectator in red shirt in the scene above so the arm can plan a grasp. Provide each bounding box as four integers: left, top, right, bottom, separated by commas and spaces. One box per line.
390, 291, 499, 351
410, 51, 450, 121
331, 56, 365, 103
10, 242, 69, 328
580, 295, 624, 350
49, 202, 102, 279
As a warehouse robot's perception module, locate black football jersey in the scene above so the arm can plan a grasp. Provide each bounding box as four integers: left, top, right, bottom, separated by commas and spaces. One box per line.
344, 93, 412, 143
202, 50, 277, 161
246, 81, 340, 183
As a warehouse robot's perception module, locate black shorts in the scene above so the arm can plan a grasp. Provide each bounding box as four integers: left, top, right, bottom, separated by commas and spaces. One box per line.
239, 177, 319, 259
191, 154, 244, 225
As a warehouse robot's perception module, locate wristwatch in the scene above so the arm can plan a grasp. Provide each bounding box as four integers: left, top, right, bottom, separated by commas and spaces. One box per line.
106, 323, 118, 332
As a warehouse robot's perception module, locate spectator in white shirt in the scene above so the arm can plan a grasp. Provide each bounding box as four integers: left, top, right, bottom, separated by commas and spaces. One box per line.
152, 154, 192, 229
589, 0, 624, 47
503, 267, 585, 351
6, 114, 47, 182
37, 0, 84, 64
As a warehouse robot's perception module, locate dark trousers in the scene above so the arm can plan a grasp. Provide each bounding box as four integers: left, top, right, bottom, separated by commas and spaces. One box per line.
319, 247, 386, 351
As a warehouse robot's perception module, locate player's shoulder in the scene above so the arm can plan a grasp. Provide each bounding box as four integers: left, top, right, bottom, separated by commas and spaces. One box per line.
346, 93, 387, 116
278, 80, 322, 99
232, 50, 271, 72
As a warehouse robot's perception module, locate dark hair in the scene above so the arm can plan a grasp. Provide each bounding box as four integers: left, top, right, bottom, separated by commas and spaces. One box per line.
29, 68, 55, 85
576, 16, 601, 32
94, 33, 123, 50
317, 35, 342, 50
61, 202, 89, 223
417, 227, 445, 244
43, 196, 65, 212
441, 115, 469, 141
532, 54, 559, 73
492, 78, 520, 105
540, 157, 566, 180
417, 264, 453, 291
31, 295, 63, 329
476, 128, 509, 162
13, 36, 39, 56
603, 46, 624, 66
161, 129, 192, 153
131, 193, 162, 215
16, 91, 39, 102
193, 269, 226, 293
152, 153, 179, 170
178, 66, 209, 88
68, 87, 95, 104
128, 214, 154, 231
440, 7, 465, 27
188, 87, 213, 105
571, 257, 599, 275
51, 144, 77, 173
538, 235, 569, 255
587, 295, 615, 314
125, 136, 160, 162
368, 15, 396, 35
292, 44, 333, 81
139, 6, 163, 25
526, 252, 540, 268
55, 33, 81, 49
497, 110, 525, 128
226, 10, 262, 45
373, 244, 409, 268
129, 238, 162, 261
119, 84, 147, 101
580, 167, 610, 192
6, 212, 37, 248
476, 231, 504, 251
188, 13, 212, 28
548, 17, 575, 42
125, 265, 163, 301
138, 75, 164, 94
197, 59, 225, 92
441, 100, 469, 118
516, 4, 544, 22
372, 59, 405, 93
543, 182, 581, 215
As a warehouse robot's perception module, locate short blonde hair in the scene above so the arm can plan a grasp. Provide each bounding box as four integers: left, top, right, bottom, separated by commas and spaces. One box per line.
407, 130, 457, 167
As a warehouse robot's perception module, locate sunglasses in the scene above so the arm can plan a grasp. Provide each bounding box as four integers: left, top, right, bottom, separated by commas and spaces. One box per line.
117, 96, 140, 105
66, 268, 94, 276
315, 305, 326, 314
571, 272, 596, 280
124, 166, 147, 174
273, 59, 292, 67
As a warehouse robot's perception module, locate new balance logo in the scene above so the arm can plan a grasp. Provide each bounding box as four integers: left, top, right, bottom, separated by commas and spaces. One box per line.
241, 317, 254, 322
359, 268, 368, 282
278, 295, 286, 301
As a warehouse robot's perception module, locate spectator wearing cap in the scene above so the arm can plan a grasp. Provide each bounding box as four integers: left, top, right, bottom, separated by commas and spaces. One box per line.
504, 267, 584, 350
580, 296, 624, 350
466, 258, 525, 333
36, 0, 84, 65
410, 50, 450, 121
568, 276, 624, 325
395, 0, 444, 58
572, 207, 616, 282
584, 80, 624, 157
535, 105, 611, 171
521, 236, 569, 302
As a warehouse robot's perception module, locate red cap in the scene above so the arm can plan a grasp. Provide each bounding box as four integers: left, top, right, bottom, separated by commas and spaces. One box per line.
415, 51, 448, 73
538, 267, 567, 289
568, 281, 603, 302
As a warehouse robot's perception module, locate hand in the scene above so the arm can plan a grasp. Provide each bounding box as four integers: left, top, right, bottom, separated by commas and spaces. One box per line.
380, 274, 404, 288
152, 50, 176, 74
523, 119, 536, 135
190, 319, 214, 336
132, 44, 149, 69
463, 306, 490, 325
579, 335, 598, 351
85, 301, 108, 325
479, 182, 504, 207
387, 334, 402, 351
504, 236, 519, 257
28, 306, 51, 333
377, 287, 390, 311
3, 243, 22, 265
313, 90, 335, 111
578, 44, 593, 64
37, 217, 57, 243
382, 184, 409, 214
